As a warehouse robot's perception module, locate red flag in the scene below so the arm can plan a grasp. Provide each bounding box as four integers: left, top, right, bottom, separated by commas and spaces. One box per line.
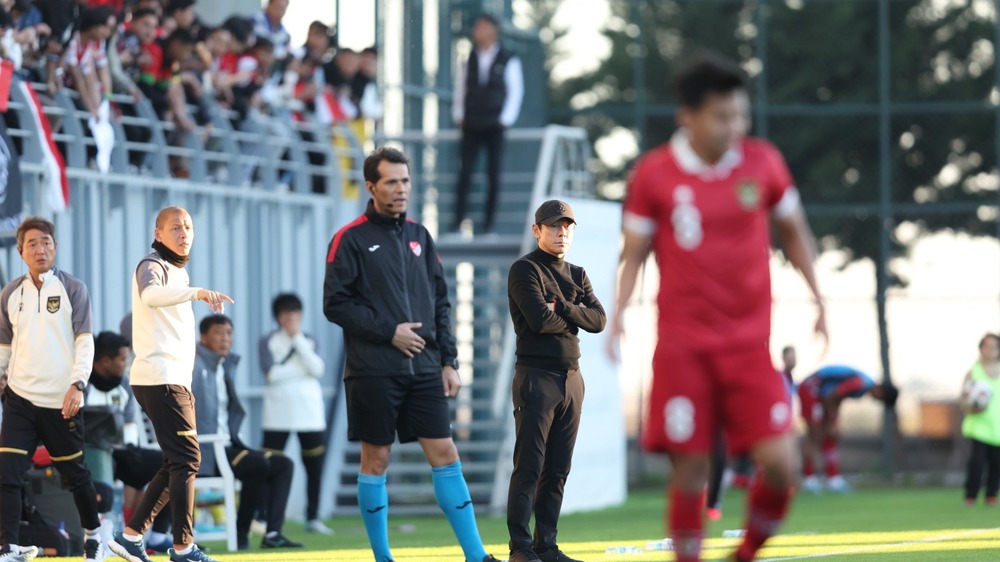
0, 60, 14, 113
20, 82, 68, 211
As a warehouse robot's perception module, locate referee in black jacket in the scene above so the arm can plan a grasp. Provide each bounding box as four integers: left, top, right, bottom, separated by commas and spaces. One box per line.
506, 200, 606, 562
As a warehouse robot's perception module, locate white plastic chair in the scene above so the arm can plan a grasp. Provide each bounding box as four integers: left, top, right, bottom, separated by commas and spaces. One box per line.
192, 433, 238, 552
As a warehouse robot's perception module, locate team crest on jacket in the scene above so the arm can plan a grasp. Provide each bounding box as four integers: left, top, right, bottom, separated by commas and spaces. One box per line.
736, 180, 761, 210
409, 241, 422, 257
46, 296, 60, 313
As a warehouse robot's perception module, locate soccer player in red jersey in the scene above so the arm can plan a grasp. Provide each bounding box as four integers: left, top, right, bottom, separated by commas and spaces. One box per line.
608, 53, 828, 562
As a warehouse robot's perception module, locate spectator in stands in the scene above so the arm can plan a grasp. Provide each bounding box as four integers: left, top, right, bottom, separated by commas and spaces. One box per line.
193, 314, 304, 551
232, 36, 275, 119
252, 0, 290, 60
322, 47, 358, 120
196, 25, 234, 105
259, 293, 331, 536
961, 333, 1000, 505
138, 28, 196, 131
64, 6, 115, 119
450, 14, 524, 236
34, 0, 89, 94
112, 7, 158, 96
163, 0, 200, 38
85, 331, 174, 553
351, 46, 381, 120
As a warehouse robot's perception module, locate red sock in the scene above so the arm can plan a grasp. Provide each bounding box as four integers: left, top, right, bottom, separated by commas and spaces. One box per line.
802, 458, 815, 477
123, 507, 134, 526
736, 478, 792, 561
822, 437, 840, 477
669, 487, 705, 562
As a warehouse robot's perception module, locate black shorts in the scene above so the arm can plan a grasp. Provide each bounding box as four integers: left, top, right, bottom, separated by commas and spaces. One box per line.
345, 371, 452, 445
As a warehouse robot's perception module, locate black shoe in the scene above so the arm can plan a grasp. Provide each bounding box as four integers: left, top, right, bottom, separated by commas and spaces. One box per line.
509, 548, 542, 562
261, 533, 304, 548
482, 556, 504, 562
84, 538, 102, 562
534, 547, 583, 562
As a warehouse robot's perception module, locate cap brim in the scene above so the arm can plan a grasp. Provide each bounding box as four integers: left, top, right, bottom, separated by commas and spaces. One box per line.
543, 215, 576, 226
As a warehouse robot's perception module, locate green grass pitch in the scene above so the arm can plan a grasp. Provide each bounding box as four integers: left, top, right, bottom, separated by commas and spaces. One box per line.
55, 486, 1000, 560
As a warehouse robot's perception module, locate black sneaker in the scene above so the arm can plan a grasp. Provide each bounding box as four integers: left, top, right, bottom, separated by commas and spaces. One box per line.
168, 545, 218, 562
107, 534, 153, 562
509, 548, 541, 562
534, 547, 583, 562
482, 556, 505, 562
260, 533, 304, 548
84, 538, 104, 562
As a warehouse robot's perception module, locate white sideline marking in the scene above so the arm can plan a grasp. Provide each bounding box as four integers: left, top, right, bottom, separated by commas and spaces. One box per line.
765, 527, 1000, 560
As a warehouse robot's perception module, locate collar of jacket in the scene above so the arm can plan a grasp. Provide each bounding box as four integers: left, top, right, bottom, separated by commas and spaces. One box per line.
196, 343, 241, 373
364, 199, 408, 228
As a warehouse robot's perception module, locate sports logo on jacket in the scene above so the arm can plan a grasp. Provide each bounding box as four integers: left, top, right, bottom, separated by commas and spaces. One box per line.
46, 296, 60, 313
409, 241, 422, 257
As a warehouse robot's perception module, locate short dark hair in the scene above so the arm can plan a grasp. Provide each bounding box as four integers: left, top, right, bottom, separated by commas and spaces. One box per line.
16, 216, 55, 250
272, 292, 303, 320
94, 331, 130, 361
674, 52, 747, 108
166, 28, 197, 47
308, 20, 329, 36
363, 147, 409, 184
80, 6, 115, 33
476, 14, 500, 28
361, 46, 377, 57
979, 333, 1000, 349
199, 314, 233, 335
130, 8, 160, 23
222, 16, 254, 45
253, 36, 275, 52
166, 0, 195, 15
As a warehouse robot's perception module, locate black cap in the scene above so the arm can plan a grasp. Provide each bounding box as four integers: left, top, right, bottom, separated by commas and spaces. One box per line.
534, 200, 576, 226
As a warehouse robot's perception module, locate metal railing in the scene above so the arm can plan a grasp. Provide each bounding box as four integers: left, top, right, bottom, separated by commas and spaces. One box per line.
1, 77, 367, 520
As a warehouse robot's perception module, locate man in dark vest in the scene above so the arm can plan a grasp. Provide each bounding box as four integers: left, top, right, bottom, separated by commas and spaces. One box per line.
450, 13, 524, 236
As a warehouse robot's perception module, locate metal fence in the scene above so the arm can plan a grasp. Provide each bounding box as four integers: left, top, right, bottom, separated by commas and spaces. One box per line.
1, 77, 368, 518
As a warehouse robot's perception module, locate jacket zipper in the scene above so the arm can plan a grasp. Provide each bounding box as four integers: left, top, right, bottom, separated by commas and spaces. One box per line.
394, 223, 415, 375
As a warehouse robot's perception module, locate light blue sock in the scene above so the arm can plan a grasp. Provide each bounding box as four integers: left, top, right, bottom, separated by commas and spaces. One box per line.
357, 473, 393, 562
432, 461, 487, 562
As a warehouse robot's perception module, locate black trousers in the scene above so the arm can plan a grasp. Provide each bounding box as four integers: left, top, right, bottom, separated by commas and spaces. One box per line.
507, 366, 584, 552
225, 447, 294, 536
112, 445, 172, 534
262, 430, 327, 521
454, 124, 505, 232
964, 438, 1000, 500
0, 390, 101, 545
128, 385, 200, 546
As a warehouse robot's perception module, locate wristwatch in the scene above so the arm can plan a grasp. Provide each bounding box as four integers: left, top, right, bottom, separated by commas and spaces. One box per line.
72, 381, 85, 391
444, 359, 460, 370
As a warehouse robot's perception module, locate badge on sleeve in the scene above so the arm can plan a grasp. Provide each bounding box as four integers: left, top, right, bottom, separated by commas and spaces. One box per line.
409, 241, 422, 257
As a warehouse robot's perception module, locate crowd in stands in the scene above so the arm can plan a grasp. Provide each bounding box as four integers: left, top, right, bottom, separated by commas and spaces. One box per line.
0, 0, 380, 184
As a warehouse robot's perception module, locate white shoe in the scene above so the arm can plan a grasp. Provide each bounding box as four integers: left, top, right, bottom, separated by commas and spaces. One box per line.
306, 519, 334, 535
0, 548, 25, 562
19, 546, 37, 561
826, 475, 851, 493
801, 475, 822, 494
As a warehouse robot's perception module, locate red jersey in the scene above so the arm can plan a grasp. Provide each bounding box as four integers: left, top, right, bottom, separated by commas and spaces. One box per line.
623, 131, 798, 352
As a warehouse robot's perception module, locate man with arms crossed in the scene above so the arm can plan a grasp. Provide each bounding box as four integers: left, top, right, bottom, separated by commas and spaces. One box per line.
609, 53, 827, 562
324, 148, 500, 562
0, 217, 102, 562
506, 200, 605, 562
108, 206, 232, 562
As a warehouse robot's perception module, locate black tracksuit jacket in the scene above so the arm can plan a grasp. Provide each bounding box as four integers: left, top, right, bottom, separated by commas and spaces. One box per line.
323, 200, 458, 378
